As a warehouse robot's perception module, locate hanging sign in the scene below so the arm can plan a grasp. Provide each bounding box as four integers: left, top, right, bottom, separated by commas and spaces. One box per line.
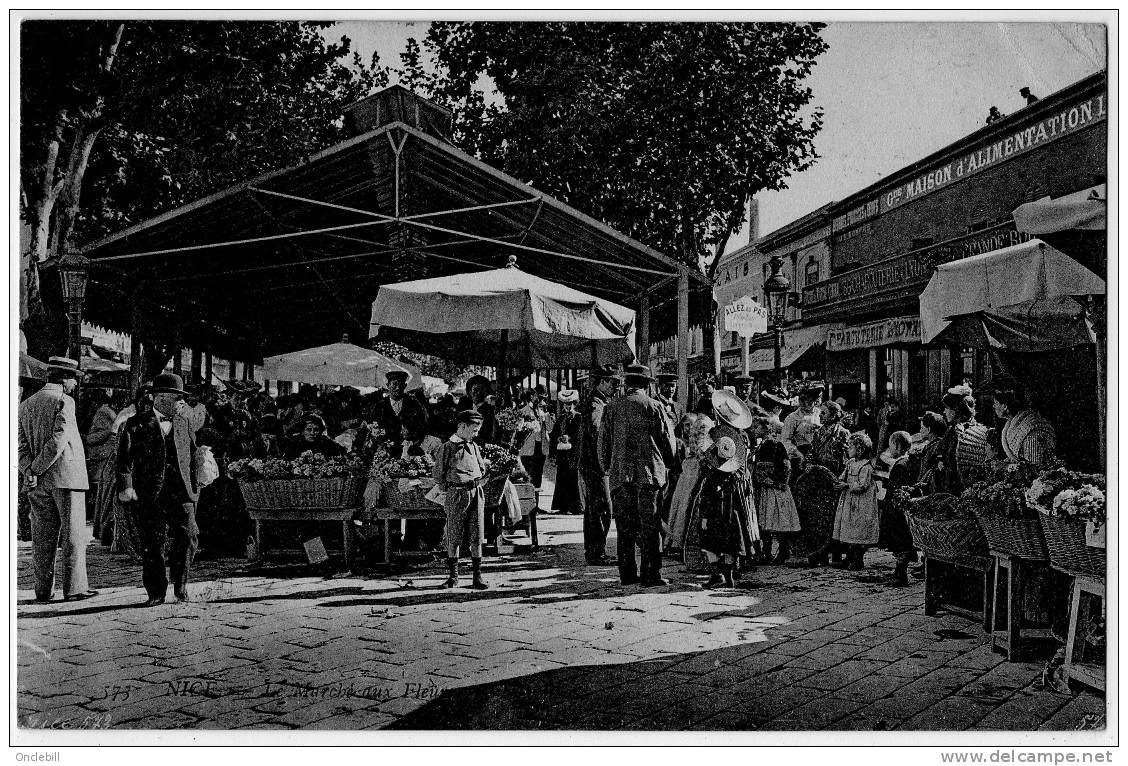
723, 296, 769, 338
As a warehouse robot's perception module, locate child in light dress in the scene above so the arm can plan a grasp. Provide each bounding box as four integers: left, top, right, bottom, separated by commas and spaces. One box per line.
830, 431, 880, 571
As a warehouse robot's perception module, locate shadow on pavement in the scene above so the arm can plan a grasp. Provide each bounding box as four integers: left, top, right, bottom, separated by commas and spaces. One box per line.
384, 644, 774, 731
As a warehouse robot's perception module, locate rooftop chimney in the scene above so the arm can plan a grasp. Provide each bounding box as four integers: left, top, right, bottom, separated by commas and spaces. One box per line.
343, 84, 454, 143
747, 198, 761, 242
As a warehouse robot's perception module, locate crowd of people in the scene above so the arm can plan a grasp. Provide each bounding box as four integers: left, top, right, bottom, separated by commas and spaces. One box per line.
18, 350, 1059, 604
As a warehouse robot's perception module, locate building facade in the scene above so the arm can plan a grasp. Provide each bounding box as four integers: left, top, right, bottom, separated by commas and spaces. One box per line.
800, 71, 1106, 419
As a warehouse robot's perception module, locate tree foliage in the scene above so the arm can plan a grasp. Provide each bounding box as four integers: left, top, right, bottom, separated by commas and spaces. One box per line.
19, 20, 386, 357
413, 22, 828, 269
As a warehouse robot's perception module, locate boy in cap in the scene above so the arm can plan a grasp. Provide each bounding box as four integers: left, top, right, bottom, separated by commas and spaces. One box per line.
433, 410, 489, 589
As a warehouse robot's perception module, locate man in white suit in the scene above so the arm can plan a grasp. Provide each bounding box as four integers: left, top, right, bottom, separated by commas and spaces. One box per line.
18, 356, 96, 602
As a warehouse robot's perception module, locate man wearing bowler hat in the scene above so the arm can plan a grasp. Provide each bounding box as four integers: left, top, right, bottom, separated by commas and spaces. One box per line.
599, 363, 676, 586
19, 356, 96, 602
575, 364, 620, 565
117, 372, 201, 606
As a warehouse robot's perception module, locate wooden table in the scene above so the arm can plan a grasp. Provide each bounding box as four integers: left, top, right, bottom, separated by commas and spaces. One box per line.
923, 551, 994, 632
989, 551, 1055, 662
245, 506, 359, 569
1062, 572, 1105, 692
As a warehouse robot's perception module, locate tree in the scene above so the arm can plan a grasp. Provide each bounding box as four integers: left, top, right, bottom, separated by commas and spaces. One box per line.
19, 20, 386, 360
406, 22, 827, 371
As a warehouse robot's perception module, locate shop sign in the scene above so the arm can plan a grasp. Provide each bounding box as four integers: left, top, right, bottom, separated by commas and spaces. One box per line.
804, 245, 957, 309
880, 94, 1106, 214
962, 224, 1035, 257
723, 295, 768, 338
826, 316, 922, 352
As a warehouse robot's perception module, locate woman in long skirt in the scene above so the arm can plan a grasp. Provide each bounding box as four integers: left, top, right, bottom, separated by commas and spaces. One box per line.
548, 390, 583, 513
666, 415, 711, 553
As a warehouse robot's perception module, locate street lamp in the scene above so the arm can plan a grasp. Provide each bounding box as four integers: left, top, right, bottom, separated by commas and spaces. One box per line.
763, 254, 791, 390
58, 250, 90, 364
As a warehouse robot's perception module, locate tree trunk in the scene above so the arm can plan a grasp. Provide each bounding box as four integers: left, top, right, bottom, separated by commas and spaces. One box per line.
700, 198, 747, 380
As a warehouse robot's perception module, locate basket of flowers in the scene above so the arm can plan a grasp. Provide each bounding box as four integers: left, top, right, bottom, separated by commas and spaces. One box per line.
481, 443, 522, 506
963, 462, 1048, 562
494, 406, 539, 449
230, 451, 368, 510
379, 454, 438, 510
1026, 467, 1106, 578
900, 490, 989, 564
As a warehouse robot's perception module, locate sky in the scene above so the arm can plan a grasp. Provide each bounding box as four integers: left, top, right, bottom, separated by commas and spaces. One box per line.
325, 19, 1107, 251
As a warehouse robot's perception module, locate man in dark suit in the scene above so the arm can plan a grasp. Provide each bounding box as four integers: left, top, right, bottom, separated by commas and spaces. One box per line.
576, 365, 619, 565
117, 373, 200, 606
455, 375, 496, 445
654, 372, 683, 428
599, 363, 676, 586
375, 369, 429, 456
19, 356, 96, 602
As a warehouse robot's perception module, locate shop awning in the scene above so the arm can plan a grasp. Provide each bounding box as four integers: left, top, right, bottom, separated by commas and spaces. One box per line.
1012, 184, 1106, 235
919, 239, 1105, 351
746, 324, 830, 372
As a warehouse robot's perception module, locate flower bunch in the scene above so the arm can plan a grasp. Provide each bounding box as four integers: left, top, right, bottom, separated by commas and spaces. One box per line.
900, 491, 973, 521
228, 451, 367, 482
1052, 484, 1106, 525
961, 480, 1035, 520
1025, 467, 1106, 512
495, 407, 537, 433
481, 443, 521, 477
384, 453, 435, 479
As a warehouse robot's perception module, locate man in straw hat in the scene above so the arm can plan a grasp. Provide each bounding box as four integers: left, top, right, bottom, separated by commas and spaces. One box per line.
599, 363, 677, 586
117, 373, 202, 606
19, 356, 97, 602
576, 364, 620, 565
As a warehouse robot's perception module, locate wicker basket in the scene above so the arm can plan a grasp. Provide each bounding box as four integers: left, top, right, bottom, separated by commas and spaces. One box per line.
905, 510, 988, 561
971, 509, 1049, 562
382, 480, 439, 511
1038, 514, 1106, 578
483, 475, 509, 507
238, 476, 365, 510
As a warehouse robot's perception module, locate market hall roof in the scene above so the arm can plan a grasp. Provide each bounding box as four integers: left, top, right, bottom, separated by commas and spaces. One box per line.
79, 117, 708, 360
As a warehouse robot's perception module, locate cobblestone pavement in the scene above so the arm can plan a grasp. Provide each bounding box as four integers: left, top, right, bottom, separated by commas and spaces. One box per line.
17, 514, 1104, 732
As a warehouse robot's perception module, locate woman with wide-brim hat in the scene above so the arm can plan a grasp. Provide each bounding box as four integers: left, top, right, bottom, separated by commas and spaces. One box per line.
690, 436, 758, 588
548, 388, 583, 514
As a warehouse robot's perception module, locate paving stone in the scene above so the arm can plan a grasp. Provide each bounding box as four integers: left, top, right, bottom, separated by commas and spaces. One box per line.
899, 695, 1001, 729
831, 672, 914, 703
1037, 692, 1107, 731
762, 695, 866, 730
794, 659, 890, 691
730, 684, 827, 721
971, 685, 1074, 730
783, 641, 870, 670
877, 650, 963, 679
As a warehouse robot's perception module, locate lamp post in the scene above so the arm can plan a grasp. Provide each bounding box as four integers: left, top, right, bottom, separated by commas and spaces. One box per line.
763, 254, 791, 390
58, 250, 91, 365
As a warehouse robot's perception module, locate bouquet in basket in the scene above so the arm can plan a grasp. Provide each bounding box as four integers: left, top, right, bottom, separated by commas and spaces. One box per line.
229, 452, 367, 482
894, 490, 972, 521
959, 461, 1043, 520
1025, 465, 1106, 523
495, 407, 538, 433
384, 453, 436, 479
480, 443, 523, 479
